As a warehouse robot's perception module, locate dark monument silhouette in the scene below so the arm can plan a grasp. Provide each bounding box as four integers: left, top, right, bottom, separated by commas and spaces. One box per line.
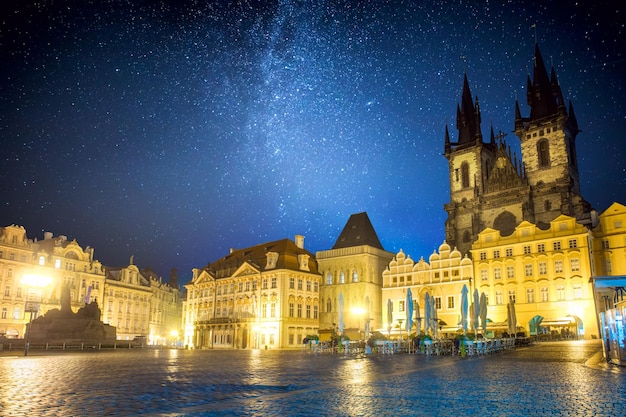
27, 283, 116, 344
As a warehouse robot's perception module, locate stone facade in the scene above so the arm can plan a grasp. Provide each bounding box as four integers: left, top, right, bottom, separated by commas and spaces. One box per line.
444, 44, 591, 256
317, 213, 394, 340
183, 236, 320, 349
471, 215, 598, 339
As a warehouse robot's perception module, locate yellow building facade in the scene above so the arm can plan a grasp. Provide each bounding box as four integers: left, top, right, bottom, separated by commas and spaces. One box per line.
471, 215, 598, 339
183, 236, 320, 350
0, 225, 106, 338
382, 242, 473, 338
317, 213, 394, 340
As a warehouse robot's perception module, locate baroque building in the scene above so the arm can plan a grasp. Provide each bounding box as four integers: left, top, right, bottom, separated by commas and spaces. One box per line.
183, 236, 320, 349
381, 241, 473, 337
0, 224, 181, 343
317, 212, 394, 340
444, 43, 591, 256
471, 215, 598, 339
0, 225, 105, 338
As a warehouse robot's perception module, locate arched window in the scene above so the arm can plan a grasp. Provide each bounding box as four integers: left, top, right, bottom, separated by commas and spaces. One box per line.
326, 298, 332, 312
544, 200, 552, 211
461, 162, 470, 188
537, 139, 550, 168
339, 270, 345, 284
463, 230, 472, 243
326, 272, 333, 285
352, 270, 358, 282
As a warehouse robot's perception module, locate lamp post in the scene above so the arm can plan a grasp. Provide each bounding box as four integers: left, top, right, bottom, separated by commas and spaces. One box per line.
21, 273, 52, 356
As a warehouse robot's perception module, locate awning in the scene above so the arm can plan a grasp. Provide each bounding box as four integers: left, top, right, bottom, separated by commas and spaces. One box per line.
590, 275, 626, 288
540, 317, 577, 327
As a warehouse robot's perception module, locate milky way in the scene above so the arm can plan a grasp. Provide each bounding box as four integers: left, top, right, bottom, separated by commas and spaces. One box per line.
1, 1, 624, 282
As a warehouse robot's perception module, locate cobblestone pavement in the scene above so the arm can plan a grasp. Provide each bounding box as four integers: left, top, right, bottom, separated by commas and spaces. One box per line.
0, 340, 623, 416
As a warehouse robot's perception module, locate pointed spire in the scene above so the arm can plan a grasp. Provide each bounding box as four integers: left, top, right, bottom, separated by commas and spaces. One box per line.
455, 73, 482, 145
490, 124, 495, 144
444, 124, 451, 156
528, 43, 558, 119
568, 100, 580, 133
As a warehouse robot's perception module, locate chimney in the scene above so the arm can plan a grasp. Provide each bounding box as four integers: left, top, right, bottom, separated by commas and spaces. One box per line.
295, 235, 304, 249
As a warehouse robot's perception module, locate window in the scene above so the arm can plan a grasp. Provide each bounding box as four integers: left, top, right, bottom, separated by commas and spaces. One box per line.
326, 273, 332, 285
568, 239, 577, 249
297, 304, 302, 318
4, 286, 10, 297
539, 262, 547, 275
553, 241, 562, 251
523, 246, 531, 255
525, 264, 533, 277
399, 300, 405, 312
252, 281, 257, 291
480, 252, 487, 260
326, 299, 331, 313
493, 250, 500, 259
306, 280, 311, 291
297, 279, 303, 290
570, 258, 580, 272
39, 255, 45, 265
541, 286, 549, 302
495, 291, 503, 305
508, 291, 516, 303
289, 278, 295, 289
238, 282, 243, 292
289, 334, 294, 345
537, 243, 545, 253
605, 259, 612, 274
352, 270, 358, 282
556, 285, 565, 301
494, 267, 502, 280
246, 281, 251, 291
447, 296, 455, 309
314, 282, 319, 292
537, 139, 550, 167
526, 288, 535, 303
262, 279, 268, 289
270, 303, 276, 318
505, 248, 513, 257
1, 308, 6, 319
306, 305, 311, 318
554, 260, 563, 274
271, 277, 277, 288
573, 284, 582, 299
461, 162, 470, 188
507, 266, 515, 279
262, 304, 267, 318
601, 240, 610, 249
314, 305, 318, 319
16, 287, 22, 298
434, 297, 442, 310
481, 269, 488, 281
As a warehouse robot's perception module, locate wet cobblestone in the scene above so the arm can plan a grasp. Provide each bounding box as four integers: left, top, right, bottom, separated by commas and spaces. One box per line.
0, 340, 623, 416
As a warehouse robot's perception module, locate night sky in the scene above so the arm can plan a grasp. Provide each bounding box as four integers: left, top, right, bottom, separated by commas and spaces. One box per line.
1, 1, 624, 284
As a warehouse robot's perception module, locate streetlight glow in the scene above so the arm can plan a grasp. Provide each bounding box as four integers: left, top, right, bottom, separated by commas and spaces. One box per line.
351, 307, 365, 315
21, 273, 52, 288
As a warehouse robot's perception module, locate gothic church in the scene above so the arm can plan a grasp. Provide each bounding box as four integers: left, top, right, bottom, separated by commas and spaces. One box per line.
444, 43, 592, 256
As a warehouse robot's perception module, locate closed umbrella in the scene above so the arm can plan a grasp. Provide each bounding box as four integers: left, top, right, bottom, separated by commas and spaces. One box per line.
415, 300, 422, 334
431, 299, 438, 339
406, 288, 414, 333
338, 293, 344, 335
472, 288, 480, 335
479, 292, 488, 335
364, 295, 371, 339
424, 293, 431, 335
508, 299, 517, 336
387, 298, 393, 336
460, 284, 469, 335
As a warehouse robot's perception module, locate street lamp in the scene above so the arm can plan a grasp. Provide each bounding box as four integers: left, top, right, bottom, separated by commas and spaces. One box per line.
21, 273, 52, 356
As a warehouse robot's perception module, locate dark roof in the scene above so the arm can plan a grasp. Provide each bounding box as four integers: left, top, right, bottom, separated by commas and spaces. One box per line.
332, 212, 385, 250
206, 238, 318, 279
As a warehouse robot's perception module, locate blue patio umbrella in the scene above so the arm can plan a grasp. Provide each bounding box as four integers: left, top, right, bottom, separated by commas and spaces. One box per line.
460, 284, 469, 335
415, 300, 422, 334
406, 288, 414, 333
338, 292, 344, 335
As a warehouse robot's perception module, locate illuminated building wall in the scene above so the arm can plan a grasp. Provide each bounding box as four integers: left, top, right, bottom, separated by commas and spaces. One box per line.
183, 236, 320, 349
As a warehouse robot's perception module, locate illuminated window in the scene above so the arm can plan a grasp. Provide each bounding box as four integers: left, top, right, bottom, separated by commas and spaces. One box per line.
554, 260, 563, 274
339, 271, 345, 284
314, 305, 318, 319
399, 300, 405, 312
573, 284, 582, 299
307, 280, 311, 291
494, 268, 502, 280
352, 270, 358, 282
508, 291, 516, 303
570, 258, 580, 272
495, 291, 503, 305
524, 264, 533, 277
447, 296, 455, 309
297, 303, 302, 318
306, 305, 311, 318
556, 285, 565, 301
507, 266, 515, 279
314, 282, 319, 292
297, 279, 303, 290
271, 277, 277, 289
39, 256, 45, 265
326, 272, 333, 285
541, 287, 549, 302
271, 303, 276, 317
526, 288, 535, 303
481, 269, 488, 281
539, 262, 547, 275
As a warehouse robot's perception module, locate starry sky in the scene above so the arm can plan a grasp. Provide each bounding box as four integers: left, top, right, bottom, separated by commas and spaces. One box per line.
1, 1, 624, 284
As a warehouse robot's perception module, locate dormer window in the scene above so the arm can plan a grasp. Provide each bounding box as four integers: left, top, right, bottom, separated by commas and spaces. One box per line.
265, 252, 279, 269
298, 254, 310, 271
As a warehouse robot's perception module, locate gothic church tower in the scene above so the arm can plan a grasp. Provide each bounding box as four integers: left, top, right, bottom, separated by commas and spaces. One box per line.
444, 43, 591, 257
514, 43, 591, 225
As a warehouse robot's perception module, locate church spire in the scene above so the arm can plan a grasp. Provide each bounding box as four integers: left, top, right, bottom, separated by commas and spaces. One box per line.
527, 43, 559, 120
456, 73, 482, 145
